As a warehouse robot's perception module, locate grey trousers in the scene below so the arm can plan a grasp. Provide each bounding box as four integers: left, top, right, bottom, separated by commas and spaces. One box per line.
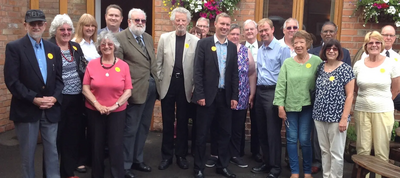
15, 112, 60, 178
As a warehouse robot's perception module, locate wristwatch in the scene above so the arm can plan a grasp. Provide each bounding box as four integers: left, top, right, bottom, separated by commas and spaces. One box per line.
116, 102, 120, 107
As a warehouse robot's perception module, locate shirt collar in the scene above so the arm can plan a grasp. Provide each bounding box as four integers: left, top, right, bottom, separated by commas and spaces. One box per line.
245, 40, 258, 47
28, 34, 43, 48
262, 37, 277, 50
129, 28, 143, 40
214, 34, 228, 45
106, 26, 121, 32
80, 38, 94, 45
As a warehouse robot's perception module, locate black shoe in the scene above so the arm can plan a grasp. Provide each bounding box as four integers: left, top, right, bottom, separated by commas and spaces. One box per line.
252, 153, 263, 163
131, 162, 151, 172
75, 165, 87, 173
251, 163, 269, 174
158, 159, 172, 170
267, 173, 278, 178
176, 157, 189, 169
193, 170, 204, 178
205, 156, 218, 168
230, 157, 248, 168
124, 169, 135, 178
216, 168, 236, 178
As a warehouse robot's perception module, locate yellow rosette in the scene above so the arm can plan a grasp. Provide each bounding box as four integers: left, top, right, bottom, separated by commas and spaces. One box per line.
115, 67, 121, 72
73, 46, 77, 51
48, 53, 53, 59
395, 58, 398, 62
380, 68, 385, 73
329, 76, 335, 81
306, 63, 311, 68
211, 46, 217, 51
185, 44, 189, 48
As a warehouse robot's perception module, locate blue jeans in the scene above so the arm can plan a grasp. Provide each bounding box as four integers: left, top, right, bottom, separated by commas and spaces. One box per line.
286, 106, 313, 174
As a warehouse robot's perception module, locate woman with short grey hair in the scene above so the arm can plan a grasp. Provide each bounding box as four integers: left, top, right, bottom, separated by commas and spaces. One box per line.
95, 31, 120, 55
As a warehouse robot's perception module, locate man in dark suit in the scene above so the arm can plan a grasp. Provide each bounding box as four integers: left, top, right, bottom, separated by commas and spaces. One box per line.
98, 4, 123, 34
4, 10, 63, 178
192, 12, 239, 178
308, 21, 351, 174
115, 8, 158, 178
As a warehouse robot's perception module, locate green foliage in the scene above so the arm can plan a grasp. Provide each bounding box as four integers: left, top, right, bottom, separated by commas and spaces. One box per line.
353, 0, 400, 27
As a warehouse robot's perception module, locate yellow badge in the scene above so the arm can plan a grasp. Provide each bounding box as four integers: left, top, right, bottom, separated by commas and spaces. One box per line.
380, 68, 385, 73
306, 63, 311, 68
47, 53, 53, 59
211, 46, 217, 51
329, 76, 335, 81
395, 58, 398, 62
115, 67, 121, 72
73, 46, 77, 51
185, 44, 189, 48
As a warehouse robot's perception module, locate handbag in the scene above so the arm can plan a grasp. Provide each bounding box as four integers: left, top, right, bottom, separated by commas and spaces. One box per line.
310, 62, 324, 104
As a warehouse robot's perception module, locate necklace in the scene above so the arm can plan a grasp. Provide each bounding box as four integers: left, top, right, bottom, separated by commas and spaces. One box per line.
57, 42, 73, 62
100, 56, 116, 77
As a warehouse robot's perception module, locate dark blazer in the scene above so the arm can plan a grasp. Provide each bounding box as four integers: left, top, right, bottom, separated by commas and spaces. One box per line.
48, 37, 86, 79
240, 40, 263, 49
309, 45, 352, 66
192, 36, 239, 107
4, 35, 64, 123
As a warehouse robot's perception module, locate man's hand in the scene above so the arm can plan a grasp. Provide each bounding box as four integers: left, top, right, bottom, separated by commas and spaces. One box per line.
33, 97, 56, 109
231, 100, 238, 109
197, 99, 205, 106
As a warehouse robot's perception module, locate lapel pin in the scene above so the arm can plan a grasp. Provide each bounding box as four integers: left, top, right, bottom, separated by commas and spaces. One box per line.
211, 46, 216, 51
47, 53, 53, 59
73, 46, 77, 51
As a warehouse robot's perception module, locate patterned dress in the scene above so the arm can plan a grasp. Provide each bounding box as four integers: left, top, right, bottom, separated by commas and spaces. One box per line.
312, 62, 354, 122
235, 45, 250, 110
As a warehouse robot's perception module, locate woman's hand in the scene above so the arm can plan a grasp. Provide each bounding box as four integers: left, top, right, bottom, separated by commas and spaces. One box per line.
278, 106, 287, 120
94, 102, 109, 115
339, 117, 348, 132
249, 95, 254, 109
106, 104, 119, 115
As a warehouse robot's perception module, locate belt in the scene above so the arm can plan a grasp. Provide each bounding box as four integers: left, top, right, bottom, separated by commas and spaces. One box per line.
257, 85, 276, 90
217, 88, 225, 92
172, 72, 183, 78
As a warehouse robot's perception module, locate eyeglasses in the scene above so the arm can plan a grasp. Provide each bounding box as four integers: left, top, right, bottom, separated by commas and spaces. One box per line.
382, 34, 396, 38
59, 28, 73, 32
100, 43, 114, 47
322, 30, 335, 34
29, 21, 44, 27
326, 47, 338, 52
367, 41, 382, 45
197, 25, 209, 28
286, 26, 298, 30
133, 19, 146, 24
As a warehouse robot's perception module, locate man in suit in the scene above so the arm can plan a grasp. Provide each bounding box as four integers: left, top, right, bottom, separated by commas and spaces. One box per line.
4, 10, 63, 178
251, 18, 291, 178
192, 12, 239, 178
115, 8, 158, 178
278, 18, 299, 57
240, 19, 263, 162
308, 21, 351, 174
360, 25, 400, 60
156, 7, 199, 170
98, 4, 123, 34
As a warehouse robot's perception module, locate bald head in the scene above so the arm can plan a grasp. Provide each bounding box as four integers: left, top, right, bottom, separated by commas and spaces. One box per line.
381, 25, 396, 50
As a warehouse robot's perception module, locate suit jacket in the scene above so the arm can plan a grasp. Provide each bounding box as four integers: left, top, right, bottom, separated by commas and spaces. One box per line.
97, 27, 123, 34
309, 45, 352, 66
4, 35, 64, 123
115, 28, 158, 104
156, 31, 199, 102
240, 40, 262, 49
192, 36, 239, 107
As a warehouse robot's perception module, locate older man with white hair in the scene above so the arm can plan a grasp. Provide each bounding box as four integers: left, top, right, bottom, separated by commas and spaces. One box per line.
278, 18, 299, 57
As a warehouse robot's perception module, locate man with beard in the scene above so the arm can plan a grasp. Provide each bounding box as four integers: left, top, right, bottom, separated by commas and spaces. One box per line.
115, 8, 158, 178
196, 17, 210, 39
361, 25, 400, 60
192, 12, 239, 178
156, 7, 199, 170
278, 18, 299, 57
4, 9, 63, 178
98, 4, 123, 34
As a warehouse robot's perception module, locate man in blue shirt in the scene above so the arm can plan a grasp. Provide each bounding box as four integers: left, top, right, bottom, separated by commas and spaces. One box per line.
4, 9, 63, 178
251, 18, 291, 178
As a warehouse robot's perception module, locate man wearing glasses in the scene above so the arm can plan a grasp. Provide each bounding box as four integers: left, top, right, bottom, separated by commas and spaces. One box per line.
196, 17, 210, 39
278, 18, 299, 57
115, 8, 158, 178
4, 9, 63, 178
361, 25, 400, 60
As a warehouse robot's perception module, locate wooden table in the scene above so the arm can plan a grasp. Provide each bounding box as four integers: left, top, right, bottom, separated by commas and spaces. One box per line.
352, 155, 400, 178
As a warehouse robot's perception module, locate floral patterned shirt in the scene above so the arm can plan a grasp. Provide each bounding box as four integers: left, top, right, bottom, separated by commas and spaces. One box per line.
235, 45, 250, 110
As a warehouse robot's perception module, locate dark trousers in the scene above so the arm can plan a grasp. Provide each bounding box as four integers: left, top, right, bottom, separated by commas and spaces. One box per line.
255, 87, 282, 176
88, 109, 125, 178
161, 77, 189, 160
230, 109, 247, 157
57, 94, 84, 177
77, 110, 91, 167
194, 90, 232, 171
249, 93, 260, 155
189, 103, 197, 155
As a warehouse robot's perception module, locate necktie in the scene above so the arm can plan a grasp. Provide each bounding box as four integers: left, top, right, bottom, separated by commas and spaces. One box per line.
136, 36, 149, 59
386, 50, 390, 57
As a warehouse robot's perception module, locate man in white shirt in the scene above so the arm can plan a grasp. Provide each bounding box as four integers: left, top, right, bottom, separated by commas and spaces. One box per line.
278, 18, 299, 57
361, 25, 400, 60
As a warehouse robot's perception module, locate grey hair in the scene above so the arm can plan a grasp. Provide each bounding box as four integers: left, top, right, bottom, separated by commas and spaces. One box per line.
229, 24, 241, 33
170, 7, 191, 22
96, 31, 120, 55
49, 14, 74, 37
128, 8, 146, 20
196, 17, 209, 27
243, 19, 257, 28
283, 18, 299, 29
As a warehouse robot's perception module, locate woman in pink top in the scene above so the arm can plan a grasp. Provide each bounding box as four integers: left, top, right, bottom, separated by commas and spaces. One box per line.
82, 31, 132, 178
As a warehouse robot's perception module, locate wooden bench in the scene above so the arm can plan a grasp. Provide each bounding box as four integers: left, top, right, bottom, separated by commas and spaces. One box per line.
351, 155, 400, 178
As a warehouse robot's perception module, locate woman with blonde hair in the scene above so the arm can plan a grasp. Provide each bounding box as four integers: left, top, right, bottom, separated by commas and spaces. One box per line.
72, 13, 100, 62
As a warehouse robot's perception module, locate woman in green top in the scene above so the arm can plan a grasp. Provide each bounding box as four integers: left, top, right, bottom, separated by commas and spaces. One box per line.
273, 30, 322, 178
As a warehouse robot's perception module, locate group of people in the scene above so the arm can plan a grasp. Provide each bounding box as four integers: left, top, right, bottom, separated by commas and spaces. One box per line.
4, 4, 400, 178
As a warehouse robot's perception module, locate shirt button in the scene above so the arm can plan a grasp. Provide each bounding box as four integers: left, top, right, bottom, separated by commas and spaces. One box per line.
42, 86, 45, 89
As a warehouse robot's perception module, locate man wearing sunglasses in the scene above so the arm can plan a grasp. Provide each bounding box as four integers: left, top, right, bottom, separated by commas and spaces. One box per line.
361, 25, 400, 60
278, 18, 299, 57
115, 8, 158, 178
4, 9, 63, 178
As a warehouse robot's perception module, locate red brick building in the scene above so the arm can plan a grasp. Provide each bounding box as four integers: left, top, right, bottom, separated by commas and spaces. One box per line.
0, 0, 399, 133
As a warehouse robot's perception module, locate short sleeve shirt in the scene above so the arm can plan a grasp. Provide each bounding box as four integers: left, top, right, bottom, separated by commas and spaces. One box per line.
313, 63, 355, 122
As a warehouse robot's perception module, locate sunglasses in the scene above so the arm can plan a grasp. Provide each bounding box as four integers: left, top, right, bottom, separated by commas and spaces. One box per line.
286, 26, 298, 30
326, 47, 338, 52
100, 42, 114, 47
197, 25, 209, 28
133, 19, 146, 23
59, 28, 73, 32
29, 21, 44, 27
367, 41, 382, 45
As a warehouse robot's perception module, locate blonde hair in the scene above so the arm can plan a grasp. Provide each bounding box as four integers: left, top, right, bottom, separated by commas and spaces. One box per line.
363, 31, 384, 55
257, 18, 274, 30
74, 13, 98, 44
